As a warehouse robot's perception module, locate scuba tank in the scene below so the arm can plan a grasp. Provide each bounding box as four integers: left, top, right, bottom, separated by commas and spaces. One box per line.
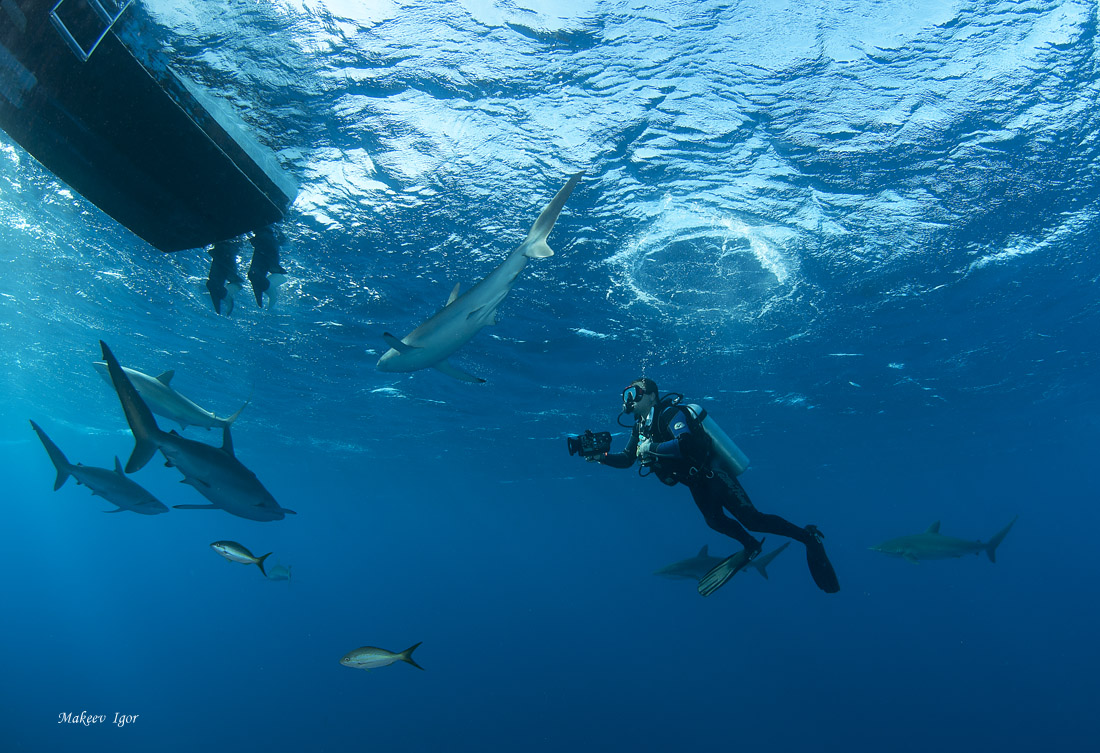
681, 403, 750, 476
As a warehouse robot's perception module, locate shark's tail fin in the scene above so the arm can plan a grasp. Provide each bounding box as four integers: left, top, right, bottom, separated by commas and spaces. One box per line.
750, 541, 790, 580
29, 420, 72, 491
398, 641, 424, 670
100, 341, 161, 473
521, 171, 584, 259
985, 515, 1018, 563
222, 384, 255, 427
223, 400, 249, 427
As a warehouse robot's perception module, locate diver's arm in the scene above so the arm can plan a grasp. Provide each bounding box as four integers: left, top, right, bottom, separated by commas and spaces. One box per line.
652, 406, 701, 460
595, 424, 639, 468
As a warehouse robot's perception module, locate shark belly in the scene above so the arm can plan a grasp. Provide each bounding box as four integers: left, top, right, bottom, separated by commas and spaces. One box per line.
70, 467, 166, 513
159, 438, 286, 521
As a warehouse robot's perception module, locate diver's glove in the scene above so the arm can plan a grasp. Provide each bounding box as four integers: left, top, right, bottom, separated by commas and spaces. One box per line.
636, 437, 657, 466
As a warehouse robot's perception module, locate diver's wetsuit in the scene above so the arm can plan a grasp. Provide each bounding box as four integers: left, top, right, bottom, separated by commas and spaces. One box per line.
598, 399, 839, 592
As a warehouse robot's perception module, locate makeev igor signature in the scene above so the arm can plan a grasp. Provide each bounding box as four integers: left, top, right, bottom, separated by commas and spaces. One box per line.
58, 711, 139, 728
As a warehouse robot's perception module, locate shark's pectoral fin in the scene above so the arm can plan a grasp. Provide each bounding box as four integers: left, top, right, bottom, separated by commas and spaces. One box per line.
173, 504, 219, 510
446, 283, 461, 306
181, 477, 212, 489
103, 508, 125, 513
466, 306, 498, 325
382, 333, 418, 354
433, 360, 486, 384
903, 553, 920, 564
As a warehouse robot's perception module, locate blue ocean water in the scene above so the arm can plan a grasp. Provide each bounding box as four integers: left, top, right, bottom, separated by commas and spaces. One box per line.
2, 0, 1099, 750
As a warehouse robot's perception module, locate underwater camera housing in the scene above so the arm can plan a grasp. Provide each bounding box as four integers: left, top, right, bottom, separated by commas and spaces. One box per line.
567, 430, 612, 458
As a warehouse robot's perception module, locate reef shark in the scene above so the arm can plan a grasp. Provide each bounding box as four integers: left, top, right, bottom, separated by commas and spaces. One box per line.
376, 171, 583, 383
655, 542, 790, 581
99, 341, 295, 522
29, 420, 168, 515
92, 361, 247, 431
870, 517, 1018, 563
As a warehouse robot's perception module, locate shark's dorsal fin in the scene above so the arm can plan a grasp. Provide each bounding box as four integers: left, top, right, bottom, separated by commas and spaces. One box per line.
222, 427, 235, 457
383, 332, 418, 354
926, 521, 941, 534
114, 457, 125, 475
156, 370, 175, 385
697, 545, 709, 557
446, 283, 461, 306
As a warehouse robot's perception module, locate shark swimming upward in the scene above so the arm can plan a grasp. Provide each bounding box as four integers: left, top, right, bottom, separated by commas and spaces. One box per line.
99, 341, 295, 522
376, 172, 583, 383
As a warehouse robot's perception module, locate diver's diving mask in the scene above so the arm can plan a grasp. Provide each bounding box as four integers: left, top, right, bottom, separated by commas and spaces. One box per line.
622, 385, 642, 412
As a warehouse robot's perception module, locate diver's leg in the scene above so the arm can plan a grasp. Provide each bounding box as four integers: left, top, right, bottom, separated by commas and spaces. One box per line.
207, 240, 243, 315
718, 473, 840, 593
689, 478, 761, 551
248, 225, 286, 307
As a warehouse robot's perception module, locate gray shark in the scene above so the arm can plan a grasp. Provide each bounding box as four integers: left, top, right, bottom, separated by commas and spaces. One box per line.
871, 517, 1018, 563
265, 563, 292, 582
655, 542, 790, 581
99, 341, 295, 522
92, 361, 247, 431
29, 420, 168, 515
376, 172, 583, 383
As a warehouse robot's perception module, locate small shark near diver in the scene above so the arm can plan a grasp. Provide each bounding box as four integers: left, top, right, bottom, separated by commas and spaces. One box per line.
376, 172, 584, 383
340, 643, 424, 672
654, 542, 790, 581
265, 563, 292, 581
92, 361, 247, 431
870, 517, 1019, 563
99, 341, 295, 522
29, 420, 169, 515
210, 541, 271, 576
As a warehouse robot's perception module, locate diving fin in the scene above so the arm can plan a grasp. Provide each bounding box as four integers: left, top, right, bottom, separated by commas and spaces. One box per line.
804, 526, 840, 593
697, 541, 763, 597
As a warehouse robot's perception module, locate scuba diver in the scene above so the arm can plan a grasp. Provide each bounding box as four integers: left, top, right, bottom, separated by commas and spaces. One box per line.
205, 224, 287, 315
584, 378, 840, 596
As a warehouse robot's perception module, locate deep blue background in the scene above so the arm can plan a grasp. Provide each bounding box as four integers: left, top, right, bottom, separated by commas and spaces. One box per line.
2, 1, 1099, 751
